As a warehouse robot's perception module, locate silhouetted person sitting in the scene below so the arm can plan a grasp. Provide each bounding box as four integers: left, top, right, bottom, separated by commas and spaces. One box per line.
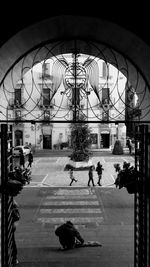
55, 221, 84, 250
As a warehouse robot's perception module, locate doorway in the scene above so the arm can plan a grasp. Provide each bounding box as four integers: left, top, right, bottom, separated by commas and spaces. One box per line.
101, 133, 110, 148
43, 134, 51, 149
15, 130, 23, 146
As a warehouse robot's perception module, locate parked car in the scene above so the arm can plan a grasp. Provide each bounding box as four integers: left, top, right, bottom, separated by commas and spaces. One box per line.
13, 145, 31, 157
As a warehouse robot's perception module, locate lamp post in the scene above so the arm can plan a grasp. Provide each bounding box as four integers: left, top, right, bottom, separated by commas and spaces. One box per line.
31, 121, 36, 151
35, 124, 36, 151
115, 123, 119, 140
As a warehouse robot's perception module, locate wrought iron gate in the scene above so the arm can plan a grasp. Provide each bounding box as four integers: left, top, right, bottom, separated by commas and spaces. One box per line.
134, 124, 150, 267
1, 124, 14, 267
0, 39, 150, 266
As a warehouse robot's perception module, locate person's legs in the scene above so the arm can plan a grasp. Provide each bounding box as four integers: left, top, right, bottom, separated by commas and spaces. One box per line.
70, 179, 73, 186
59, 237, 67, 249
97, 175, 102, 186
65, 237, 75, 249
59, 236, 75, 250
92, 179, 95, 186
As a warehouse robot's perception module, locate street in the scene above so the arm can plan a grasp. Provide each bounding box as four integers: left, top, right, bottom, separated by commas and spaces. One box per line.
14, 153, 134, 266
23, 153, 135, 187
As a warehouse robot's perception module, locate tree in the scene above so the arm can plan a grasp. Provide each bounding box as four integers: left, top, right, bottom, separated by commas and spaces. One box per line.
69, 114, 92, 161
112, 139, 124, 155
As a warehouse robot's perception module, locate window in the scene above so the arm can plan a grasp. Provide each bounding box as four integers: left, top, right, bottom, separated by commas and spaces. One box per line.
100, 61, 108, 79
15, 110, 21, 120
44, 110, 50, 120
102, 88, 110, 105
15, 89, 21, 106
102, 111, 109, 121
90, 133, 98, 144
43, 88, 50, 106
42, 62, 50, 79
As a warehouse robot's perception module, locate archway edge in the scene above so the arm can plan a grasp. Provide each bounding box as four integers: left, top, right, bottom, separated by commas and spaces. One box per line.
0, 15, 150, 86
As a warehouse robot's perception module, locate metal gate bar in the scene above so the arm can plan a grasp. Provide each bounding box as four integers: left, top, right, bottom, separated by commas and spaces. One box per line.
1, 124, 14, 267
134, 125, 149, 267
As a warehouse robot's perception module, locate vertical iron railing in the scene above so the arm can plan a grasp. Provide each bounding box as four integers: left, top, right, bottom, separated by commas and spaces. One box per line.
1, 124, 14, 267
134, 125, 149, 267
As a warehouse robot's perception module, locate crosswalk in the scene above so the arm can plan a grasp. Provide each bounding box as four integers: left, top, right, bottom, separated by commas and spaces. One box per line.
36, 188, 104, 229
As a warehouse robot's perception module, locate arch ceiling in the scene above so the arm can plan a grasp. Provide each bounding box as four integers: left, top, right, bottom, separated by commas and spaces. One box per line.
0, 15, 150, 122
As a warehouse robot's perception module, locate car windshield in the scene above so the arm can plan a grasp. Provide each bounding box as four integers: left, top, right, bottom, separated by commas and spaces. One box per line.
14, 148, 22, 151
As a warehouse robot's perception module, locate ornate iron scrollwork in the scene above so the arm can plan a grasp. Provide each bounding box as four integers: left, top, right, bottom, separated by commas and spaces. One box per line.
0, 39, 150, 123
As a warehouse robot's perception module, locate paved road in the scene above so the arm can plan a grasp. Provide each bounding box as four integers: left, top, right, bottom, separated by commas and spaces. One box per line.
0, 152, 134, 266
12, 153, 135, 266
25, 154, 134, 188
15, 186, 134, 267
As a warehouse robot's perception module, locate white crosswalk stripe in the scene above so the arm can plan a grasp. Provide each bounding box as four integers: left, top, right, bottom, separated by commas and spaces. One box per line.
40, 208, 102, 214
37, 217, 103, 224
37, 188, 104, 227
43, 201, 99, 205
45, 195, 97, 199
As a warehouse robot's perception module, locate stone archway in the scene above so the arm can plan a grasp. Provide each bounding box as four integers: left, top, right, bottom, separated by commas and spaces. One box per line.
0, 16, 150, 123
0, 15, 150, 267
0, 15, 150, 87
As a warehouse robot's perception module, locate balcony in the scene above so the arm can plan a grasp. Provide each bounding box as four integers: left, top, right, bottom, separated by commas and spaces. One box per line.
8, 98, 25, 109
37, 99, 55, 109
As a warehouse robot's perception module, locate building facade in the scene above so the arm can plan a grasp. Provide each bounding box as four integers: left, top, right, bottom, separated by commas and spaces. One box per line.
5, 54, 127, 150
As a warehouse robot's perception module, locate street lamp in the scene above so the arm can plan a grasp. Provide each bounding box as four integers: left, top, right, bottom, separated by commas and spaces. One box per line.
31, 121, 36, 151
115, 123, 119, 139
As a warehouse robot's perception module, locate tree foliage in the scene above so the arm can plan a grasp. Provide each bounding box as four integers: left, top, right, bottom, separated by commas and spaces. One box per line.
112, 139, 124, 155
69, 114, 92, 161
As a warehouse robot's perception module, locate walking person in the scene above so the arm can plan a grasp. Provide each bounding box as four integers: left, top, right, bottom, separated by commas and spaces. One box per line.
126, 137, 132, 154
69, 167, 77, 186
27, 151, 33, 168
20, 150, 25, 169
96, 161, 104, 186
88, 165, 95, 186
